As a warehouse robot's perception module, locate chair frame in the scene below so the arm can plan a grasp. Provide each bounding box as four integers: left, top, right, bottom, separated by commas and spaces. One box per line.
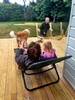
21, 55, 72, 91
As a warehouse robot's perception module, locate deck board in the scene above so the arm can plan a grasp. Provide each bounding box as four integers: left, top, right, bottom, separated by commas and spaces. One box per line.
0, 37, 75, 100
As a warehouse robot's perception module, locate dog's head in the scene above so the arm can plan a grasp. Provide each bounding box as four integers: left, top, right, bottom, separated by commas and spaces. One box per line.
23, 29, 30, 35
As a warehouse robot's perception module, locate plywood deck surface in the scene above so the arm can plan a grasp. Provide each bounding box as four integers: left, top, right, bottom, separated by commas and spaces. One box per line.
0, 37, 75, 100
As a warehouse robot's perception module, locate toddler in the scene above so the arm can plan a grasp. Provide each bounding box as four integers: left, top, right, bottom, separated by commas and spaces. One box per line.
41, 41, 56, 58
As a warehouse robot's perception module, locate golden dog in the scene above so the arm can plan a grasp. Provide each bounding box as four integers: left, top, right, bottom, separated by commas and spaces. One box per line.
10, 29, 30, 47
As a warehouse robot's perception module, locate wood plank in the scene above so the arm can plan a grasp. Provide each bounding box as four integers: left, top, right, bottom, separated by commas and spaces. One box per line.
11, 93, 17, 100
42, 68, 61, 100
39, 72, 55, 100
23, 74, 37, 100
0, 98, 4, 100
0, 37, 75, 100
4, 39, 17, 100
4, 39, 13, 100
43, 66, 69, 100
11, 39, 17, 93
16, 70, 23, 93
56, 64, 75, 99
24, 70, 48, 100
24, 70, 42, 100
0, 40, 9, 100
22, 92, 29, 100
30, 76, 42, 100
33, 72, 50, 100
47, 65, 75, 100
12, 38, 25, 94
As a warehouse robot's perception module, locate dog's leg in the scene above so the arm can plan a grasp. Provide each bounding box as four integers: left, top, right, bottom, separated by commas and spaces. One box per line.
17, 40, 21, 47
24, 40, 28, 48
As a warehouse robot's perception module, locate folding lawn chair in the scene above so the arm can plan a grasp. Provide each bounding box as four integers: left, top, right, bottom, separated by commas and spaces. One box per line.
21, 55, 72, 91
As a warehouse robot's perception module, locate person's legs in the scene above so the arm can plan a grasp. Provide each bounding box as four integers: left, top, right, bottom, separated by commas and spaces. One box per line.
41, 33, 46, 37
40, 30, 46, 37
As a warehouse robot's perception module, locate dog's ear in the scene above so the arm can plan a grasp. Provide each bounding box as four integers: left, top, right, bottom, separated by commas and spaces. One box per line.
28, 28, 30, 30
24, 28, 30, 30
24, 29, 30, 34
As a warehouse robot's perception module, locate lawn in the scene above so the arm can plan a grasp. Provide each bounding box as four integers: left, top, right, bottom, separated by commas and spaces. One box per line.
0, 21, 68, 38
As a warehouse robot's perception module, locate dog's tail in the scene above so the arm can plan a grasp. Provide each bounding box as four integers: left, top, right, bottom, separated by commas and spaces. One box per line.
10, 31, 16, 38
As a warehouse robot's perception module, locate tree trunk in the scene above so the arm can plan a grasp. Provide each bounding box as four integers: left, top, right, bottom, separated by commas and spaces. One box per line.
23, 0, 26, 20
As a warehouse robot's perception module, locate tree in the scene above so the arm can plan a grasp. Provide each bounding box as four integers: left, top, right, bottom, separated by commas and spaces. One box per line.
64, 0, 71, 7
0, 3, 24, 21
3, 0, 10, 4
25, 1, 37, 21
0, 0, 71, 22
34, 0, 54, 21
23, 0, 26, 19
50, 0, 71, 22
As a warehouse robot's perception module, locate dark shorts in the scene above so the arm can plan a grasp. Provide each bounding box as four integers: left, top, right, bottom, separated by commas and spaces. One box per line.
40, 30, 47, 37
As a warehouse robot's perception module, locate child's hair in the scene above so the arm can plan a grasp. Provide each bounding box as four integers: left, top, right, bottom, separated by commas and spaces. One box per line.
28, 42, 36, 49
44, 41, 52, 51
34, 43, 41, 59
27, 47, 37, 60
27, 42, 41, 61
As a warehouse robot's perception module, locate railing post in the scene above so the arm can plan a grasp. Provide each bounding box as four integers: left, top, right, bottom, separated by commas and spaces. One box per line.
36, 23, 38, 37
60, 22, 64, 36
49, 22, 53, 37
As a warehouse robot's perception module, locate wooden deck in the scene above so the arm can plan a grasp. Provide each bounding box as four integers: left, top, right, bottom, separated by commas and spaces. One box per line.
0, 37, 75, 100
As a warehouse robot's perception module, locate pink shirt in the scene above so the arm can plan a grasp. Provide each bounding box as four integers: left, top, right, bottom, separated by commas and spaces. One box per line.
41, 48, 56, 58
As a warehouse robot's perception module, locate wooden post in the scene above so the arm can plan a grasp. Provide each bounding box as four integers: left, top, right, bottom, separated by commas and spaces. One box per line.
50, 22, 52, 29
61, 29, 64, 36
49, 22, 53, 37
60, 22, 64, 36
65, 26, 68, 36
36, 23, 38, 37
60, 22, 62, 31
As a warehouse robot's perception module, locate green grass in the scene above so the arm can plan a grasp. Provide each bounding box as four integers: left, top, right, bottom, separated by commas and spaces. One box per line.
51, 22, 68, 36
0, 21, 68, 38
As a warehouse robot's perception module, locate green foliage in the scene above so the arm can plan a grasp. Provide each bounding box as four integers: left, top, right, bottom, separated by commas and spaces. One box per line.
64, 0, 72, 7
32, 0, 71, 22
0, 3, 24, 22
34, 0, 53, 21
3, 0, 10, 4
0, 0, 71, 22
50, 0, 70, 21
24, 1, 37, 21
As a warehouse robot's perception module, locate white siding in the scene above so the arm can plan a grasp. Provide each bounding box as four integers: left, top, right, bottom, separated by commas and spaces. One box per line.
69, 27, 75, 38
63, 0, 75, 90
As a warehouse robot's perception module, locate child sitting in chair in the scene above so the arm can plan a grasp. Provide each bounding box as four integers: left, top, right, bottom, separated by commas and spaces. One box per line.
41, 41, 56, 58
15, 40, 56, 70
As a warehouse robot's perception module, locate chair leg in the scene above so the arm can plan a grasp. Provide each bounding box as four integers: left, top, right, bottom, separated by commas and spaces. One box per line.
22, 64, 60, 91
52, 64, 60, 82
